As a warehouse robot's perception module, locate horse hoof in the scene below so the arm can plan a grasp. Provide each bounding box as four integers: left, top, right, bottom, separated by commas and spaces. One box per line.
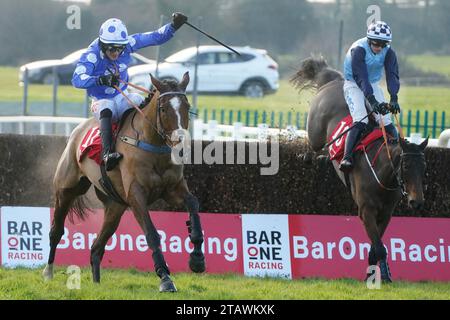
159, 277, 177, 293
302, 153, 313, 166
317, 155, 331, 168
380, 260, 392, 283
189, 252, 206, 273
42, 264, 54, 281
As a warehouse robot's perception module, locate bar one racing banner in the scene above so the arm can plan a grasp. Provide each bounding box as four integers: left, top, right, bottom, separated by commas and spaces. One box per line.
1, 207, 450, 281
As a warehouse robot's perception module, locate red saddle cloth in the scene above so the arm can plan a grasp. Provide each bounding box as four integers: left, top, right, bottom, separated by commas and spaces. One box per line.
79, 124, 118, 165
328, 115, 383, 162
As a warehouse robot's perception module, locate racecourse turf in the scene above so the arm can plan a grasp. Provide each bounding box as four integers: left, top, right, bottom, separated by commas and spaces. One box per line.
0, 267, 449, 300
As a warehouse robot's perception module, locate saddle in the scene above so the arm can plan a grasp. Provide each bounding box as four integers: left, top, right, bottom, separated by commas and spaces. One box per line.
328, 115, 384, 163
78, 108, 139, 205
78, 108, 135, 165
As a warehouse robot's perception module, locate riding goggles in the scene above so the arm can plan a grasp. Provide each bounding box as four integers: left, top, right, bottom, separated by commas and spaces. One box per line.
105, 44, 126, 53
368, 39, 389, 48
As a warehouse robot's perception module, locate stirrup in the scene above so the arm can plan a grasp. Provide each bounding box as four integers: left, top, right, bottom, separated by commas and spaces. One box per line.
339, 157, 353, 172
103, 152, 123, 171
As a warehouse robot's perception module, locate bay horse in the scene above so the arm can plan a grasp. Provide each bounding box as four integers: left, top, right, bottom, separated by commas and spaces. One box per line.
291, 57, 428, 282
42, 72, 205, 292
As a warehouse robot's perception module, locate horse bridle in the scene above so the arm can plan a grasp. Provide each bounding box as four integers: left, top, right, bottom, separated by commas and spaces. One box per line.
155, 91, 188, 146
364, 145, 425, 196
397, 151, 426, 195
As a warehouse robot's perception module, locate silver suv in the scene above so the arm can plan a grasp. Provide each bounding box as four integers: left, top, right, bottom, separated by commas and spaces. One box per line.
128, 45, 279, 98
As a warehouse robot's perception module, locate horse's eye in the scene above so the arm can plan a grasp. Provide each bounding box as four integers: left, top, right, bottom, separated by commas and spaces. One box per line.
160, 107, 166, 113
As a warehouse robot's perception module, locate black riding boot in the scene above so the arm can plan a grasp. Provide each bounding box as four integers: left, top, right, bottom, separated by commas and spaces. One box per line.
339, 122, 366, 172
99, 115, 122, 171
384, 123, 399, 143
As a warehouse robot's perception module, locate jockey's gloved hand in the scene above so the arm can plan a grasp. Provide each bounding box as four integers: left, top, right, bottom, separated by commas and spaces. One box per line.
172, 12, 187, 30
389, 95, 401, 114
97, 74, 119, 88
367, 94, 388, 115
367, 94, 380, 113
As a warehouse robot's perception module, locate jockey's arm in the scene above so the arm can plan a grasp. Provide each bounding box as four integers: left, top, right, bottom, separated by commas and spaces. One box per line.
129, 23, 176, 52
351, 46, 374, 98
384, 48, 400, 99
72, 53, 98, 89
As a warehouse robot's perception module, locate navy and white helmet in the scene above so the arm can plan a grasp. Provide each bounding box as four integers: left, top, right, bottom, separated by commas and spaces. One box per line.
99, 18, 129, 45
367, 21, 392, 42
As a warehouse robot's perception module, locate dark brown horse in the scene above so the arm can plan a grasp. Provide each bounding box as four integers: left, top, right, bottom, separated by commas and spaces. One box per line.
292, 57, 428, 282
42, 72, 205, 292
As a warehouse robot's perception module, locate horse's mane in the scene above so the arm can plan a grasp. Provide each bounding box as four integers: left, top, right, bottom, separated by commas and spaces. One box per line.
290, 56, 344, 92
162, 79, 181, 91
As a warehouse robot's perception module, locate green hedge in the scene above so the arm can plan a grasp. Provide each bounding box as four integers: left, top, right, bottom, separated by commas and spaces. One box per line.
0, 134, 449, 217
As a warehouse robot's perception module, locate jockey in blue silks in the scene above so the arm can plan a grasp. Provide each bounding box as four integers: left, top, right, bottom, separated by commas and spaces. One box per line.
340, 21, 401, 172
72, 13, 187, 171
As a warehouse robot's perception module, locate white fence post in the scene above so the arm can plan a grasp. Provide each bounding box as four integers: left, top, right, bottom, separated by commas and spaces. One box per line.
438, 129, 450, 148
193, 118, 204, 140
233, 122, 243, 140
257, 123, 269, 141
207, 120, 218, 141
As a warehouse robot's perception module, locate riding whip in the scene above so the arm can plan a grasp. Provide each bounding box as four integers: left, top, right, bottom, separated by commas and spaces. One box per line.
324, 110, 375, 149
184, 21, 241, 56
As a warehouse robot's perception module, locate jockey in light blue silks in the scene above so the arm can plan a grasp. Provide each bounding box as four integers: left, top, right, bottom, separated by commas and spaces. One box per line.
339, 21, 401, 172
72, 13, 188, 171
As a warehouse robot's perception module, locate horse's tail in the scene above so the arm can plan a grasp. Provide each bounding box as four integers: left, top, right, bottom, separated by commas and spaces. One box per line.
290, 56, 343, 91
68, 196, 90, 224
54, 176, 92, 224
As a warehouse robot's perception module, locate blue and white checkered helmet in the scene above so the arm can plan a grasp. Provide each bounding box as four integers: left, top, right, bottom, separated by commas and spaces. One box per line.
367, 21, 392, 42
99, 18, 129, 45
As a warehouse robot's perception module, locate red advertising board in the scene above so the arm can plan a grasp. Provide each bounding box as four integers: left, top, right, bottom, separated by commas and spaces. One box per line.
2, 207, 449, 282
288, 215, 450, 281
53, 210, 243, 274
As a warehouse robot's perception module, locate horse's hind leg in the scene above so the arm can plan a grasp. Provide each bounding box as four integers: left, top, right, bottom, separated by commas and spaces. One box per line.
302, 142, 315, 166
90, 200, 126, 283
43, 177, 91, 280
129, 182, 176, 292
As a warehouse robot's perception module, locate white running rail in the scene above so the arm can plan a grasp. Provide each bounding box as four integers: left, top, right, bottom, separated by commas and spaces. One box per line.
192, 119, 307, 141
0, 116, 85, 136
0, 116, 448, 148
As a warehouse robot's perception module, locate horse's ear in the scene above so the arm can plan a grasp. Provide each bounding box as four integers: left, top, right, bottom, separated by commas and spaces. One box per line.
420, 136, 429, 150
150, 73, 164, 92
179, 72, 190, 92
399, 137, 408, 149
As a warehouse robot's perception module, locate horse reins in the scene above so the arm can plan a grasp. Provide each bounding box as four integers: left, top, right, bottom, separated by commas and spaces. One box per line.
107, 62, 188, 147
106, 65, 167, 142
112, 83, 165, 140
364, 108, 409, 193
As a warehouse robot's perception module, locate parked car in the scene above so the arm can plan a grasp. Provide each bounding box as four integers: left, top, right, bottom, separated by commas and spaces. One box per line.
128, 46, 279, 98
19, 49, 154, 85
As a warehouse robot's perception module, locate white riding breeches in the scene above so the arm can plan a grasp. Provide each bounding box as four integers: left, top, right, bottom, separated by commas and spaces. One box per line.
90, 90, 144, 122
343, 80, 392, 126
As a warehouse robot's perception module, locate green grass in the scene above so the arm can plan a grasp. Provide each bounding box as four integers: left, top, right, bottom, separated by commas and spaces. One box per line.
0, 67, 85, 103
1, 267, 449, 300
407, 55, 450, 78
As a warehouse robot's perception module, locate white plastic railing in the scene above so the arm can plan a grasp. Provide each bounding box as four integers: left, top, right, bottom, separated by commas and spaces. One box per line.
437, 129, 450, 148
192, 119, 307, 142
0, 116, 85, 136
0, 116, 448, 148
